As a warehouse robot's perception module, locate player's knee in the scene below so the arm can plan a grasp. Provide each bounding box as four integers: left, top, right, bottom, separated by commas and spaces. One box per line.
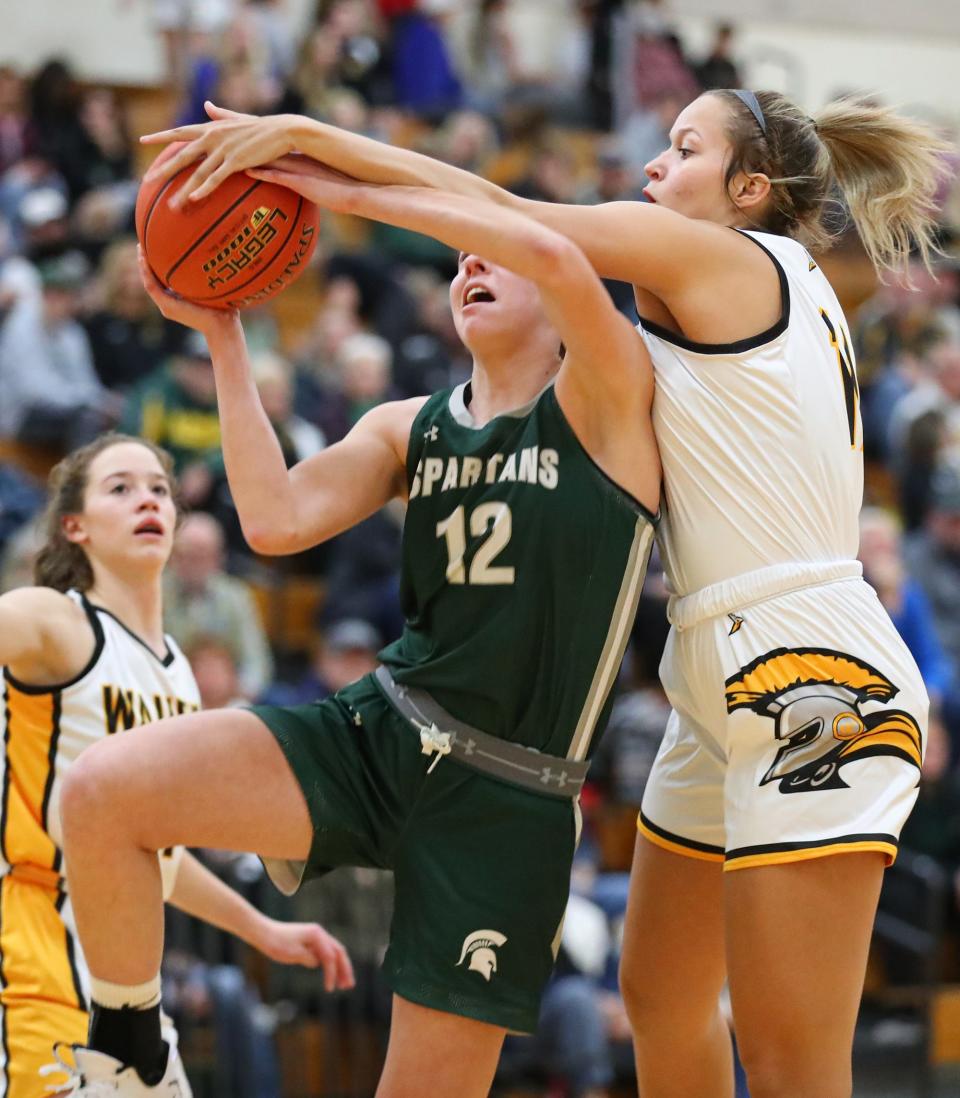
618, 957, 659, 1031
738, 1039, 851, 1098
60, 739, 132, 837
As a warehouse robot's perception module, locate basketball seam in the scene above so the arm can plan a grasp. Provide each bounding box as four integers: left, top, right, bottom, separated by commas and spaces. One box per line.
205, 195, 306, 305
140, 171, 181, 239
139, 170, 183, 272
161, 179, 263, 284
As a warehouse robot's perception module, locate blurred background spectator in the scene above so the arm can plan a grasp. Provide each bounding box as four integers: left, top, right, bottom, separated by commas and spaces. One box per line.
164, 511, 275, 699
0, 248, 117, 448
184, 633, 249, 708
120, 326, 223, 507
257, 617, 381, 706
84, 236, 188, 392
693, 22, 742, 92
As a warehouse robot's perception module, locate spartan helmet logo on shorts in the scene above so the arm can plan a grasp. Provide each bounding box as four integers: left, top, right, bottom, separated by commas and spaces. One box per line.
457, 930, 508, 981
725, 648, 923, 794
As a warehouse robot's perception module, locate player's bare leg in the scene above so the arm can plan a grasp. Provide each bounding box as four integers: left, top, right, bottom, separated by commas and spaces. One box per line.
620, 835, 734, 1098
60, 709, 314, 984
725, 853, 885, 1098
376, 996, 506, 1098
61, 711, 515, 1094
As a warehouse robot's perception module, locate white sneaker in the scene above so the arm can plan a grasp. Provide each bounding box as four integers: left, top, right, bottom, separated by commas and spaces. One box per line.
159, 1023, 193, 1098
41, 1042, 189, 1096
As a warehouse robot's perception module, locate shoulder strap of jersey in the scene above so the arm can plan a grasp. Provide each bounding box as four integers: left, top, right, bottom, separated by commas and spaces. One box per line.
4, 590, 105, 695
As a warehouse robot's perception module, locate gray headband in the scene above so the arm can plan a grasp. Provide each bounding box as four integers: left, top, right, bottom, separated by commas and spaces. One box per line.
732, 89, 767, 136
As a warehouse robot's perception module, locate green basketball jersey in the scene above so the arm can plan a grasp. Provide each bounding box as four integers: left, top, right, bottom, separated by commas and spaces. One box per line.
379, 381, 657, 760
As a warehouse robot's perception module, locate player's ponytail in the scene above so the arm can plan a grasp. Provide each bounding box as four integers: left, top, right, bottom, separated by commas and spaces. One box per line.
814, 97, 950, 275
34, 434, 179, 592
713, 89, 952, 277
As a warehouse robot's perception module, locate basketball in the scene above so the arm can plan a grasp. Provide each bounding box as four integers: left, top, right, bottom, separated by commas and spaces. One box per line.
135, 143, 320, 310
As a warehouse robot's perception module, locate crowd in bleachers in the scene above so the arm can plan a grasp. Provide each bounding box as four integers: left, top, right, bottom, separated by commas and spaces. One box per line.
2, 1, 960, 1094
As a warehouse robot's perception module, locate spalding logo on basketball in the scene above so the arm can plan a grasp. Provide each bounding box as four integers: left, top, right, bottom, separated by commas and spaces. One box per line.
136, 143, 320, 310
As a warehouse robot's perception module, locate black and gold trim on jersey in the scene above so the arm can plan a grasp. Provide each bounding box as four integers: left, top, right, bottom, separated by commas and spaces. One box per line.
725, 647, 923, 795
39, 694, 62, 870
83, 597, 175, 667
638, 231, 790, 355
2, 600, 104, 698
1, 682, 64, 874
0, 874, 89, 1097
0, 878, 11, 1094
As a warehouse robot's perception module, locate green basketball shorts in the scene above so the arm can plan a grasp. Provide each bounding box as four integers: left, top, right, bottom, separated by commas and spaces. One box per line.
250, 673, 580, 1033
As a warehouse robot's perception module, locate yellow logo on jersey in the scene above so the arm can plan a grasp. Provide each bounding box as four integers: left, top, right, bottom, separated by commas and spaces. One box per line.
725, 648, 922, 793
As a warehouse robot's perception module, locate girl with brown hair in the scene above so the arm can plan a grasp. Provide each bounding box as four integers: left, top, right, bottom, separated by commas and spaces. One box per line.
0, 434, 353, 1096
139, 86, 952, 1097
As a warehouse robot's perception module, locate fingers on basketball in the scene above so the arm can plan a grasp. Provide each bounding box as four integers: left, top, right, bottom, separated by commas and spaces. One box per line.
136, 146, 320, 311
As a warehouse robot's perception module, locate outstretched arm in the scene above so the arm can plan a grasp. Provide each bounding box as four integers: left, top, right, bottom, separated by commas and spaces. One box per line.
138, 252, 422, 555
248, 161, 643, 400
247, 161, 659, 511
168, 852, 355, 991
140, 105, 763, 305
144, 105, 502, 213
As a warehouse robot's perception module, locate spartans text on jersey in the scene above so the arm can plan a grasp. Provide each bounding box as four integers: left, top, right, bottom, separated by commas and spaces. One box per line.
410, 447, 559, 499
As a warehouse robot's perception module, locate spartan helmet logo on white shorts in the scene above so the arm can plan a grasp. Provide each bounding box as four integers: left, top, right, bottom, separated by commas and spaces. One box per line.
457, 930, 507, 981
725, 647, 923, 794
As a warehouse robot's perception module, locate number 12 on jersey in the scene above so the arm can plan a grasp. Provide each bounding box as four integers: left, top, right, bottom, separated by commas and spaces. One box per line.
436, 503, 515, 585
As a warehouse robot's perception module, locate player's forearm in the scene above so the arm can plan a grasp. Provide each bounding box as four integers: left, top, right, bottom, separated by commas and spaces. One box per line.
286, 120, 659, 287
349, 185, 578, 289
168, 851, 272, 952
204, 320, 300, 554
287, 115, 508, 203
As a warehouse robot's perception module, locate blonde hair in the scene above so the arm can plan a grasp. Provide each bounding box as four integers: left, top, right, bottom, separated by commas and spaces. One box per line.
712, 90, 953, 277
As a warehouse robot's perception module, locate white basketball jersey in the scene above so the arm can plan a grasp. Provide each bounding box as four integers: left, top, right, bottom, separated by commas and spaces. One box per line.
0, 591, 200, 877
640, 230, 863, 597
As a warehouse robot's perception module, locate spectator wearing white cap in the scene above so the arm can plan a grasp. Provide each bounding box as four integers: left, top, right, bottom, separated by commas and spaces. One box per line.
0, 186, 70, 314
0, 213, 39, 316
0, 248, 115, 448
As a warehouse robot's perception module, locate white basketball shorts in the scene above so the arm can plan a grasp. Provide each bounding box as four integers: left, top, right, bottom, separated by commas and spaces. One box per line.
639, 561, 929, 871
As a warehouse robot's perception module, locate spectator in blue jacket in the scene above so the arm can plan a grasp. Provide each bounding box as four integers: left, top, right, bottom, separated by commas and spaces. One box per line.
860, 505, 954, 771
